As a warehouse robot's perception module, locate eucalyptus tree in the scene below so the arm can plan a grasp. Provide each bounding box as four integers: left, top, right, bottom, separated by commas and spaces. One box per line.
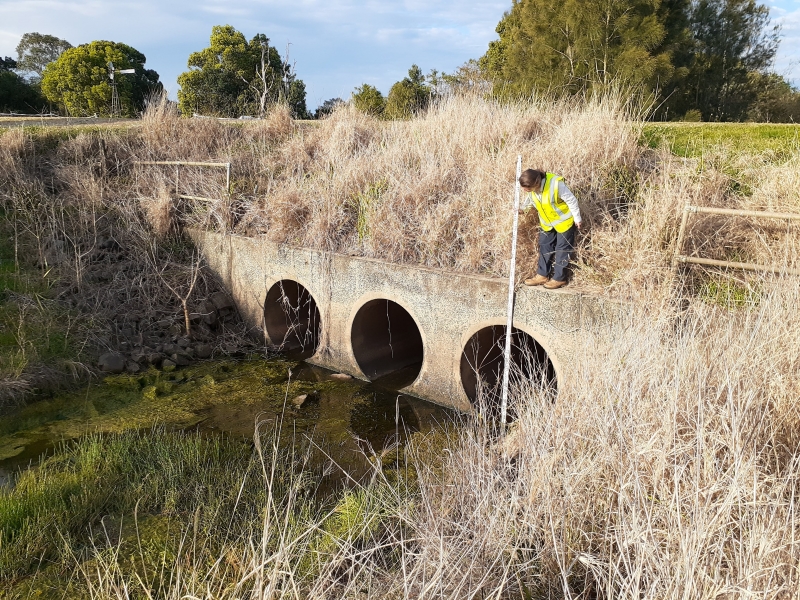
15, 32, 72, 79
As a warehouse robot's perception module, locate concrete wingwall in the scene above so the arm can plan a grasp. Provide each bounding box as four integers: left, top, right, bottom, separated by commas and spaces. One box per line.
190, 229, 621, 412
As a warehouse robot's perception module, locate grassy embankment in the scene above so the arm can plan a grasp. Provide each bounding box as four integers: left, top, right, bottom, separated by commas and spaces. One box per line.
2, 100, 800, 598
0, 227, 95, 407
642, 121, 800, 157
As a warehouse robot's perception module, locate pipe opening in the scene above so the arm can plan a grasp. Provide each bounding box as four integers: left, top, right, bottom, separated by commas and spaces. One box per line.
460, 325, 556, 418
351, 299, 424, 384
263, 280, 321, 358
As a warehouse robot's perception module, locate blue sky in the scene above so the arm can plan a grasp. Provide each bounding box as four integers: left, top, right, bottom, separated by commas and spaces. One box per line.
1, 0, 798, 111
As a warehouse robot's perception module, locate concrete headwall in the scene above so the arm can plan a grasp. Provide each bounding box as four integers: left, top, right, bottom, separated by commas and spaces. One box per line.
190, 230, 621, 412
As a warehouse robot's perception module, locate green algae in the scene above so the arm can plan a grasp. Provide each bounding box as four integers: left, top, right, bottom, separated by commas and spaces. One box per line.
0, 357, 335, 461
0, 427, 298, 591
0, 356, 450, 483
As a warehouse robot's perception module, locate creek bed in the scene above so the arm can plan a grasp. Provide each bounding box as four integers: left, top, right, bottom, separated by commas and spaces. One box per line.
0, 355, 453, 490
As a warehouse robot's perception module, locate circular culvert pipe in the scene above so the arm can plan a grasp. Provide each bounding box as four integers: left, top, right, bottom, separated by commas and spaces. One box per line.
263, 280, 321, 357
350, 299, 424, 383
460, 325, 556, 417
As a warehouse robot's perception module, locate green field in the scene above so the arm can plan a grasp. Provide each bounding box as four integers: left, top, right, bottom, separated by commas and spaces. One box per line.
642, 122, 800, 158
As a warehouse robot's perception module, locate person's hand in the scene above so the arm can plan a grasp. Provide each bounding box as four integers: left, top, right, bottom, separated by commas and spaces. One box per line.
575, 221, 583, 231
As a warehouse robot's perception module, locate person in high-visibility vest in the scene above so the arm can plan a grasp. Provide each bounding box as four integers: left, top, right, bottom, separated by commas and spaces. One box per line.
518, 169, 582, 289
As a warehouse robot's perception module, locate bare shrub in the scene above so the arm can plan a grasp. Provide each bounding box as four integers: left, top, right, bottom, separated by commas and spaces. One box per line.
140, 183, 173, 239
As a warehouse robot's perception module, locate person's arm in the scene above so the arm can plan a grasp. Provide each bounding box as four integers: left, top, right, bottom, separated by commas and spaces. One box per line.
558, 180, 582, 227
519, 191, 534, 214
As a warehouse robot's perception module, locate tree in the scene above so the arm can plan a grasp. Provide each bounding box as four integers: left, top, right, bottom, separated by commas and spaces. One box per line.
649, 0, 694, 119
384, 65, 430, 119
441, 60, 494, 96
351, 84, 386, 116
479, 0, 678, 98
40, 41, 160, 117
686, 0, 779, 121
177, 25, 306, 118
288, 79, 310, 119
15, 32, 72, 78
314, 98, 344, 119
0, 57, 44, 112
746, 73, 800, 122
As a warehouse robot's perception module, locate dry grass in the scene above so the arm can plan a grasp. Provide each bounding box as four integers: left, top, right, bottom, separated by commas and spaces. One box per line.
73, 280, 800, 599
6, 93, 796, 299
3, 94, 800, 597
100, 93, 798, 300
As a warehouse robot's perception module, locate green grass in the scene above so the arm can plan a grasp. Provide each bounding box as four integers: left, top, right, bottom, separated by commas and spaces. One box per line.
0, 421, 413, 598
642, 122, 800, 159
0, 229, 90, 407
0, 427, 317, 593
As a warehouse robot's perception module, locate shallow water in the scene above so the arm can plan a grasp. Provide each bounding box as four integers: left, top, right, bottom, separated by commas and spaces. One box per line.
0, 356, 453, 488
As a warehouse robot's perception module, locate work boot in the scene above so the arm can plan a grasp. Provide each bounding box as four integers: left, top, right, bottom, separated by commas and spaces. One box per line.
524, 274, 549, 286
543, 279, 567, 290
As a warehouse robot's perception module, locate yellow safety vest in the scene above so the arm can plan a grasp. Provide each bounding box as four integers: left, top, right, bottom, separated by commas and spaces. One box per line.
528, 172, 574, 233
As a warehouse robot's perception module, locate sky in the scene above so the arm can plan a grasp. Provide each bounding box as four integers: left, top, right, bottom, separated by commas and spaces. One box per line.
0, 0, 798, 111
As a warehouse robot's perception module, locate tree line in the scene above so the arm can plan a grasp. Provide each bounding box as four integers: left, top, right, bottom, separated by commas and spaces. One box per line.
0, 26, 309, 119
345, 0, 799, 122
3, 0, 798, 122
477, 0, 799, 121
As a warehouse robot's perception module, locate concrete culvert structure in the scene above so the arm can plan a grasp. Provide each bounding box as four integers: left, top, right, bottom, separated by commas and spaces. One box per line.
460, 325, 556, 417
263, 280, 321, 357
351, 299, 424, 383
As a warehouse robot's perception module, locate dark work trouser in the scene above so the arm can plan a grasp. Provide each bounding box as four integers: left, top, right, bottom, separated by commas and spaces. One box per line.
537, 225, 576, 281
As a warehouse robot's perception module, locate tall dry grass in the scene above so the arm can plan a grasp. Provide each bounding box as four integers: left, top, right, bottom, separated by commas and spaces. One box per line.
5, 94, 791, 303
127, 95, 648, 281
115, 93, 799, 299
3, 94, 800, 596
75, 279, 800, 599
5, 95, 798, 296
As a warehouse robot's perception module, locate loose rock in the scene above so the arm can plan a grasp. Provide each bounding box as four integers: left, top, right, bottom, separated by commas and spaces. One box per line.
195, 343, 213, 359
171, 353, 191, 367
209, 292, 234, 311
161, 359, 176, 372
290, 394, 307, 407
98, 352, 126, 374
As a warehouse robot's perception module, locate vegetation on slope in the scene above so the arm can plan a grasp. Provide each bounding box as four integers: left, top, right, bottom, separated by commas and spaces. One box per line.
1, 96, 800, 598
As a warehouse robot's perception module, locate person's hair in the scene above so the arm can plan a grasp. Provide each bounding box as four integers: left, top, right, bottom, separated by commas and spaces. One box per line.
519, 169, 545, 188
